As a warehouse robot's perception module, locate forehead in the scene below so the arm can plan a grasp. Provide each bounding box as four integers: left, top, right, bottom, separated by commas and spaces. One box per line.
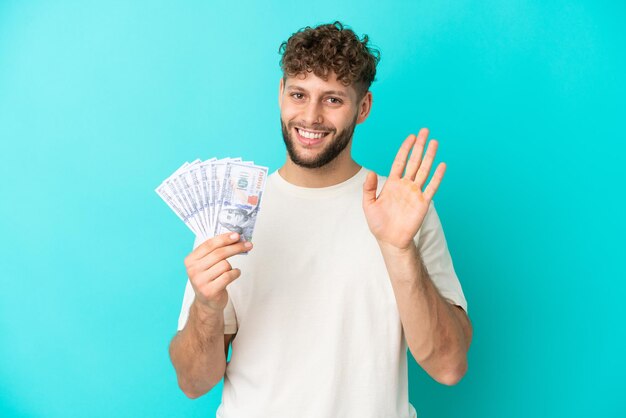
284, 72, 357, 99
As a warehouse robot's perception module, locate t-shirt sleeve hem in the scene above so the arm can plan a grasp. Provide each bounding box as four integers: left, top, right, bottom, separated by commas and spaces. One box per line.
441, 291, 468, 314
224, 323, 238, 334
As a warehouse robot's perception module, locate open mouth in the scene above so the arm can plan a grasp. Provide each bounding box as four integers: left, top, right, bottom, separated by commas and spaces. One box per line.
294, 127, 331, 146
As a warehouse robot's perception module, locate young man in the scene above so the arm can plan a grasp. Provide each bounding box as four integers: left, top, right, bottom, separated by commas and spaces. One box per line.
169, 21, 472, 418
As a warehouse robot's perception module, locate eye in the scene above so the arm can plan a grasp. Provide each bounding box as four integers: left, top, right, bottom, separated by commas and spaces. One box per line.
291, 92, 305, 100
326, 97, 343, 105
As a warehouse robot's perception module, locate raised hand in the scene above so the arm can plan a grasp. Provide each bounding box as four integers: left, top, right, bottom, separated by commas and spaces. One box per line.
362, 128, 446, 251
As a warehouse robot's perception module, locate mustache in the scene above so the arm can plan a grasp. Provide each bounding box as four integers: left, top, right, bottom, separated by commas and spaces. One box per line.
287, 121, 335, 133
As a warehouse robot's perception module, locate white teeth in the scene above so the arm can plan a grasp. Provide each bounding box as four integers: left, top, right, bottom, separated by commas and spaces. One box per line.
297, 128, 327, 139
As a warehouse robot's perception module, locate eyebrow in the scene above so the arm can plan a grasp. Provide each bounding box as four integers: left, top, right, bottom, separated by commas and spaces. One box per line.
286, 85, 349, 98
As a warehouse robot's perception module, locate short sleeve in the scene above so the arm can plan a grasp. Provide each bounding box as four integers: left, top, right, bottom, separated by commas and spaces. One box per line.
176, 236, 239, 333
415, 200, 468, 314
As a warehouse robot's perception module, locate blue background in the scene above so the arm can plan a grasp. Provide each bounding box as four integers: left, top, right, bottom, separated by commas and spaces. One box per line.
1, 1, 624, 417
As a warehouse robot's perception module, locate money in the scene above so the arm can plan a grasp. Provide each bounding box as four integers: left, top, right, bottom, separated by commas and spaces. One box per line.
214, 162, 266, 241
156, 158, 268, 242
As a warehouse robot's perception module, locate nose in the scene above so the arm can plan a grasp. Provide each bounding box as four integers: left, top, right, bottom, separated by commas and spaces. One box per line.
302, 101, 323, 127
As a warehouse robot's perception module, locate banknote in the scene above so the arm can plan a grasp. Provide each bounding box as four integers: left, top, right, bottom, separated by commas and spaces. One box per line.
156, 157, 268, 242
156, 162, 201, 236
214, 162, 268, 241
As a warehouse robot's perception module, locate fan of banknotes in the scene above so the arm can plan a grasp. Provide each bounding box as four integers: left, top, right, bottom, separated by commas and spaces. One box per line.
156, 158, 268, 241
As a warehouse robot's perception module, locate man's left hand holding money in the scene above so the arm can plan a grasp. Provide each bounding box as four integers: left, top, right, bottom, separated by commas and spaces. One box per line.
361, 127, 472, 386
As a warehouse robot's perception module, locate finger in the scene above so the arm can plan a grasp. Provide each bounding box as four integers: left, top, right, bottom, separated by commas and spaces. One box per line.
203, 268, 242, 295
423, 162, 447, 201
389, 134, 416, 179
362, 171, 378, 207
194, 258, 232, 285
196, 268, 241, 303
404, 128, 428, 180
414, 139, 439, 188
187, 232, 241, 263
200, 240, 252, 270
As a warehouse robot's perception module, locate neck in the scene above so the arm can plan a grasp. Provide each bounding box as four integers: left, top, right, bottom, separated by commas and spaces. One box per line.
278, 151, 361, 188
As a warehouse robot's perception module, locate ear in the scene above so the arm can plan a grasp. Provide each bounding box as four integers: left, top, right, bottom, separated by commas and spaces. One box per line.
356, 91, 373, 124
278, 77, 284, 108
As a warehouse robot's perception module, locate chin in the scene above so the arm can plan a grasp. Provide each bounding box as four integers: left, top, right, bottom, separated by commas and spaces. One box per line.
290, 150, 329, 168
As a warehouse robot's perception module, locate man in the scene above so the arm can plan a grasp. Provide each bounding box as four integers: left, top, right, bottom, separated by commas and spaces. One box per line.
169, 21, 472, 418
217, 206, 259, 241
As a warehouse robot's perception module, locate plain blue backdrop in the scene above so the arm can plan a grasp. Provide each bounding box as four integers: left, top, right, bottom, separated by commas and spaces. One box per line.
1, 1, 624, 417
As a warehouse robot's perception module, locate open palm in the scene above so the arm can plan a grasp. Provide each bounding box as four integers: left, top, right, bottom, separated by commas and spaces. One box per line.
363, 128, 446, 251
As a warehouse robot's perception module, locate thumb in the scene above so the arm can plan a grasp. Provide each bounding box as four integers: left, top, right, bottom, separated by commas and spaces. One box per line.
362, 171, 378, 207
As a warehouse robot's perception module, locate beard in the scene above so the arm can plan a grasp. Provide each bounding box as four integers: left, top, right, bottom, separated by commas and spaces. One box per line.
281, 114, 358, 169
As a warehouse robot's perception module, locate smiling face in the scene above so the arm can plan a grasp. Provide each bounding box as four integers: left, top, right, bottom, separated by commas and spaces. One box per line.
279, 72, 372, 169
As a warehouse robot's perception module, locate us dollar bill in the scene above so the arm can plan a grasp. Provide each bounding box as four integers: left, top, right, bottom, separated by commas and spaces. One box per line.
213, 162, 268, 242
156, 157, 267, 242
156, 162, 202, 236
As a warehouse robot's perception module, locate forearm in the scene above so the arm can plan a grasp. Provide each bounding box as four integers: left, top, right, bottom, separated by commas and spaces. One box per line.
169, 300, 227, 398
379, 242, 471, 385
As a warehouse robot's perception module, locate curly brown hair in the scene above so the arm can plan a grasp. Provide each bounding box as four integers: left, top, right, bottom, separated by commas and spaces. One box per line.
279, 21, 380, 100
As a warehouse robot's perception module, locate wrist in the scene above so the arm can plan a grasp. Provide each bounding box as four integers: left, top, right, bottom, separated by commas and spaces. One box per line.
377, 239, 417, 258
191, 300, 224, 326
377, 240, 426, 288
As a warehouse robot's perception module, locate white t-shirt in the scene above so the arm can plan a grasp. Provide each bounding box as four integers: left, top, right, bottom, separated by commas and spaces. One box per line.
177, 167, 467, 418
